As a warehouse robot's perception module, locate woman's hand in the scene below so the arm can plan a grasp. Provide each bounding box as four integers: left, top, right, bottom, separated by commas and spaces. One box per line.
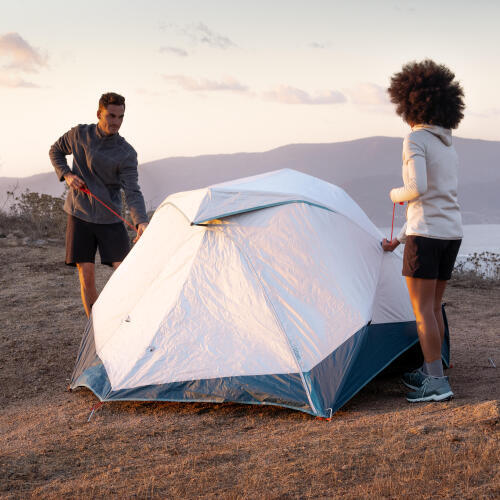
381, 238, 400, 252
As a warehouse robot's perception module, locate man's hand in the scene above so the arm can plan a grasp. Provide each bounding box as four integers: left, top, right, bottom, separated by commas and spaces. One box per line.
64, 172, 86, 190
134, 222, 149, 243
381, 238, 400, 252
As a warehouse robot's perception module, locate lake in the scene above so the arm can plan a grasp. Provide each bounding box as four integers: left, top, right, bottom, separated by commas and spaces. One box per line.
378, 224, 500, 256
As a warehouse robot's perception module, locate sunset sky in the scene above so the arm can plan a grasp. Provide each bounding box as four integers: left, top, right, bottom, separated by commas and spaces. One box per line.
1, 0, 499, 178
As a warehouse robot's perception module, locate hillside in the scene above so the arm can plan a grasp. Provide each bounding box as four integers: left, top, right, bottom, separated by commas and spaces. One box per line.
1, 136, 499, 226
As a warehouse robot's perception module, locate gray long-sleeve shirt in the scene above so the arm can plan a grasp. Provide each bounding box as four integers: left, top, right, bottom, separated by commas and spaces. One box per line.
49, 124, 148, 226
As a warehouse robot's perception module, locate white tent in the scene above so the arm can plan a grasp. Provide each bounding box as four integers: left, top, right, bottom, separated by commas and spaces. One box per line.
71, 169, 448, 417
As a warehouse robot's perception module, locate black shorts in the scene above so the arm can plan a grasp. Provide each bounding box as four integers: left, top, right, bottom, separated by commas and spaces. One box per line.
402, 236, 461, 280
65, 215, 131, 267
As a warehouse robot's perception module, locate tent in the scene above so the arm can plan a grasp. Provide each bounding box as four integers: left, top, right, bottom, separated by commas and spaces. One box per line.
70, 169, 449, 418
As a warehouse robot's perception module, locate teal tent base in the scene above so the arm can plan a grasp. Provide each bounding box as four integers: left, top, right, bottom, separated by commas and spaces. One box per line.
71, 307, 451, 418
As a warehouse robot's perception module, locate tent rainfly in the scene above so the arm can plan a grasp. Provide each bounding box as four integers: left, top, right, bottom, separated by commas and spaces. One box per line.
71, 169, 449, 418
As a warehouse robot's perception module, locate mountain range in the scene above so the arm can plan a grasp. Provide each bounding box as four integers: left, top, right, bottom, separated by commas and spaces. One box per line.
1, 136, 498, 226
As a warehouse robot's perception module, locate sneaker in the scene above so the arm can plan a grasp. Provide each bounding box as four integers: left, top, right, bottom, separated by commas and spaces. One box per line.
402, 368, 427, 390
406, 376, 454, 403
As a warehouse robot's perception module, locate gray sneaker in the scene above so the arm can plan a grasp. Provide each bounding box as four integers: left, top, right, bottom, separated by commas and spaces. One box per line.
402, 368, 426, 390
406, 376, 454, 403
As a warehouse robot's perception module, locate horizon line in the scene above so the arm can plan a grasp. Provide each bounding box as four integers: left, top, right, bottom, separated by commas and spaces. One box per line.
2, 134, 498, 181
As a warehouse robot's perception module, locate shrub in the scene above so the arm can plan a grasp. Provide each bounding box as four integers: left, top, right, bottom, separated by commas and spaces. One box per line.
121, 190, 135, 233
0, 187, 140, 240
0, 188, 67, 239
451, 251, 500, 288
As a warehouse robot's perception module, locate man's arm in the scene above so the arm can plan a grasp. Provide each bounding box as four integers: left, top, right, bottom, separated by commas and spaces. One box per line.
49, 127, 76, 181
119, 150, 149, 240
49, 126, 86, 189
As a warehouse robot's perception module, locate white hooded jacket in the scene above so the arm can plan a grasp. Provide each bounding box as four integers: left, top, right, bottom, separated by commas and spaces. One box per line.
390, 124, 463, 243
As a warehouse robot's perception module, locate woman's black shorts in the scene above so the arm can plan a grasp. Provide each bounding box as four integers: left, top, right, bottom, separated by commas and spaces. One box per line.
402, 235, 461, 280
65, 214, 131, 267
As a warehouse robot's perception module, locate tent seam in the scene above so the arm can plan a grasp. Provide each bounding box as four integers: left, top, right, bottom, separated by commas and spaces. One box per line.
156, 201, 192, 224
193, 200, 336, 224
219, 230, 319, 416
194, 199, 388, 249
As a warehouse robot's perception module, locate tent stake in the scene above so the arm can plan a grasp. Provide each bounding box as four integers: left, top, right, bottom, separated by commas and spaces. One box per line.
316, 408, 333, 421
87, 402, 104, 422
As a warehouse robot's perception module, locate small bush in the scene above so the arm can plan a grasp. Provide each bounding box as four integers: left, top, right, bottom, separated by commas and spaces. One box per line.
451, 251, 500, 288
454, 251, 500, 279
0, 188, 67, 239
121, 190, 136, 233
0, 187, 140, 240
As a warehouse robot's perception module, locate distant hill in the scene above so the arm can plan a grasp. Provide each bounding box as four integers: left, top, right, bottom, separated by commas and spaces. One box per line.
1, 136, 499, 226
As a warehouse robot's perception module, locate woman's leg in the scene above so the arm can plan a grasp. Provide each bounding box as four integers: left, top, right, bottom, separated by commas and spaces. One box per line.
405, 277, 442, 363
434, 279, 447, 345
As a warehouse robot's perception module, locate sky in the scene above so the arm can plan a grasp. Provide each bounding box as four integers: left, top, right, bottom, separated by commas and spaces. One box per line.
1, 0, 499, 178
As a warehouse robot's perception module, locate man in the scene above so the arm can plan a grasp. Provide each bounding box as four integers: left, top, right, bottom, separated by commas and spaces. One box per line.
49, 92, 149, 317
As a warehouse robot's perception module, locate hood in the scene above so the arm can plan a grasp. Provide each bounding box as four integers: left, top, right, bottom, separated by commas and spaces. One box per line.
412, 124, 452, 146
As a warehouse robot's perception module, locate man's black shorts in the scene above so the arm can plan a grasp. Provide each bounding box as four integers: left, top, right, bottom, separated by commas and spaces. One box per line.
402, 235, 462, 280
65, 214, 131, 267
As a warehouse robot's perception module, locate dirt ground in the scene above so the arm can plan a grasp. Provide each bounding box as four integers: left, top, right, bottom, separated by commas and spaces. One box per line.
0, 242, 498, 499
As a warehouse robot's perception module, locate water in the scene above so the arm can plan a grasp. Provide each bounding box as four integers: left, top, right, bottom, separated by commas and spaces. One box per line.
378, 224, 500, 256
378, 224, 500, 278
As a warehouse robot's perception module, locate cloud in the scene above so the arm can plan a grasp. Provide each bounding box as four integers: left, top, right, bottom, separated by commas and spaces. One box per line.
159, 46, 188, 57
163, 74, 249, 92
309, 42, 329, 49
160, 22, 236, 49
347, 83, 389, 106
0, 32, 47, 73
263, 85, 346, 105
193, 23, 236, 49
0, 74, 39, 88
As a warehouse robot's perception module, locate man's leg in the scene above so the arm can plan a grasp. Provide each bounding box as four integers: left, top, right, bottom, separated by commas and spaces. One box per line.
76, 262, 97, 318
111, 262, 121, 270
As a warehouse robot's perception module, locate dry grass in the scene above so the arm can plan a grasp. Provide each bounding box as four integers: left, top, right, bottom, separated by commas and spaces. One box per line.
0, 242, 499, 499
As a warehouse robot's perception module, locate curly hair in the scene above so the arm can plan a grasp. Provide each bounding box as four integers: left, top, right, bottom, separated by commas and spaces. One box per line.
387, 60, 464, 129
98, 92, 125, 111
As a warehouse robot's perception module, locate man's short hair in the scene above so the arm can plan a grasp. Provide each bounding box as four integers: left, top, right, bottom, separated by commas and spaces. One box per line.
99, 92, 126, 111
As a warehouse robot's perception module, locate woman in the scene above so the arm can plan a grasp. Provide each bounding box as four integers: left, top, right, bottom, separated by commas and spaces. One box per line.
382, 59, 465, 402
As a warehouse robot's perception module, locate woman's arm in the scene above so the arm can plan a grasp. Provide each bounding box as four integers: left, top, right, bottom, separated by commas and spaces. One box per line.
390, 137, 428, 203
396, 221, 407, 244
381, 221, 406, 252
